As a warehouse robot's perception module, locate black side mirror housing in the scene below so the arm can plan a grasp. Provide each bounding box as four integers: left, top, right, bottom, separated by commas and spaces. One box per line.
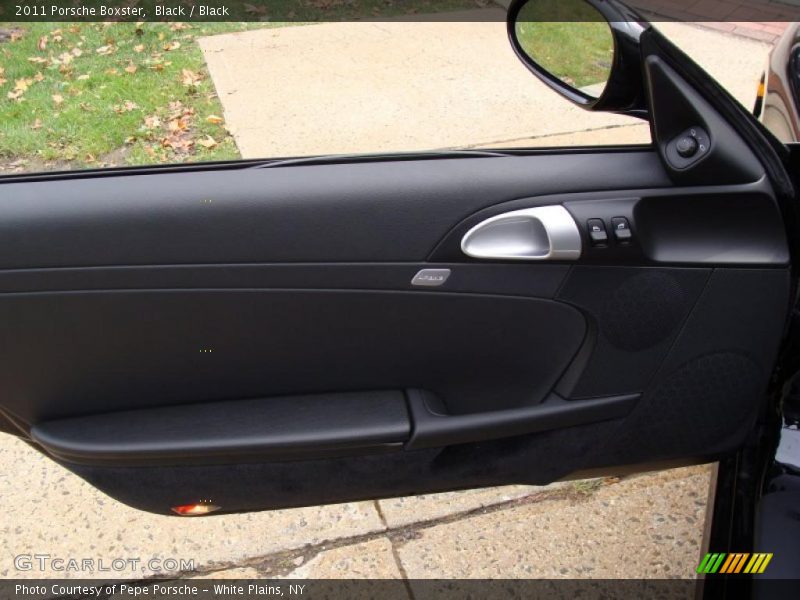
507, 0, 650, 118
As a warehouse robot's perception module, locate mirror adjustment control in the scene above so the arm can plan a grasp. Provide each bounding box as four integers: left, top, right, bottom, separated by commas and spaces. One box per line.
666, 126, 710, 169
676, 135, 699, 158
587, 219, 608, 245
611, 217, 632, 242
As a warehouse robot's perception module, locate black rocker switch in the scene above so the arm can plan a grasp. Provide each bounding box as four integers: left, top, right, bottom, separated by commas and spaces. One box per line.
611, 217, 632, 242
587, 219, 608, 245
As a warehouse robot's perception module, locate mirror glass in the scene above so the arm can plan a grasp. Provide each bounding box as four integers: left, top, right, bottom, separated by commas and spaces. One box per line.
514, 0, 614, 99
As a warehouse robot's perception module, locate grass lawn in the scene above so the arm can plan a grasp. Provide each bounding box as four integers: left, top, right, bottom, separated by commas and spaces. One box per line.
0, 21, 273, 171
0, 0, 479, 173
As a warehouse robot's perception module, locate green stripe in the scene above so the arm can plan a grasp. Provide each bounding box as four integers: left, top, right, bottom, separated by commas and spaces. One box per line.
703, 553, 719, 574
697, 553, 713, 574
710, 553, 727, 574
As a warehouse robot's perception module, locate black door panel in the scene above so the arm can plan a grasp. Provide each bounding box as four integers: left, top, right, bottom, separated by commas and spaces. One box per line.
0, 143, 792, 514
0, 152, 670, 269
0, 289, 586, 422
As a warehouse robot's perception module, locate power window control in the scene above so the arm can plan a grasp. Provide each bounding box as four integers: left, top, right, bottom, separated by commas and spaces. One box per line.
611, 217, 632, 242
587, 219, 608, 245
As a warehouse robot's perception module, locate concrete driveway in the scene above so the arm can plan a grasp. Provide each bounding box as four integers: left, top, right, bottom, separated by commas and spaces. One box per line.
0, 432, 712, 579
0, 12, 772, 581
197, 13, 770, 155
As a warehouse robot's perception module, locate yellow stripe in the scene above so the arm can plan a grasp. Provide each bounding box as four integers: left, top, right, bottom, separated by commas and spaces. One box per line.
719, 554, 736, 574
734, 553, 750, 573
757, 82, 766, 98
744, 554, 760, 574
757, 554, 773, 574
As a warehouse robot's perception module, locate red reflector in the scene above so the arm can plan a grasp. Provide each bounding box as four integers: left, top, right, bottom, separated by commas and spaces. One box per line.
171, 502, 220, 516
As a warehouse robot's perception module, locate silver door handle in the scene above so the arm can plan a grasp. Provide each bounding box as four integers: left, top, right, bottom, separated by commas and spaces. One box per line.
460, 205, 582, 261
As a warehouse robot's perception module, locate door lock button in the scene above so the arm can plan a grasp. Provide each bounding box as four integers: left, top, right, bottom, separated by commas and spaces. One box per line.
587, 219, 608, 245
611, 217, 632, 242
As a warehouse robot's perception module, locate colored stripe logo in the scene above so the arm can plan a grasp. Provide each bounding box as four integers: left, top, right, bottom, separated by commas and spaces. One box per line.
697, 553, 773, 574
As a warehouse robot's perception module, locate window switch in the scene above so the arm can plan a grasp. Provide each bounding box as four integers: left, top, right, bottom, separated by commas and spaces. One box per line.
611, 217, 632, 241
587, 219, 608, 245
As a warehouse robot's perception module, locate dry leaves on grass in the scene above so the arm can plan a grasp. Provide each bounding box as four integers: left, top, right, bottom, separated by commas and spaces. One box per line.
206, 114, 224, 125
197, 135, 217, 149
113, 100, 139, 114
52, 94, 64, 106
143, 114, 162, 129
140, 101, 200, 156
124, 62, 138, 74
180, 68, 203, 87
0, 66, 6, 87
95, 44, 114, 56
8, 77, 34, 101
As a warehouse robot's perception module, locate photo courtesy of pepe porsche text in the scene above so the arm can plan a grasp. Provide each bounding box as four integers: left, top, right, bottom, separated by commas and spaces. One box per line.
14, 582, 307, 597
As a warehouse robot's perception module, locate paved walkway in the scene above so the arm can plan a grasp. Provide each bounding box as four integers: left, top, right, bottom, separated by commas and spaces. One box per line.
198, 14, 771, 157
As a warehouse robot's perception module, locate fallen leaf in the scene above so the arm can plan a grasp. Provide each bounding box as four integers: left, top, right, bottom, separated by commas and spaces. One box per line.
113, 100, 139, 113
167, 117, 188, 132
28, 56, 49, 65
77, 74, 90, 81
133, 44, 145, 53
197, 135, 218, 149
95, 45, 114, 55
57, 52, 73, 65
124, 62, 137, 74
163, 41, 181, 51
206, 115, 224, 125
37, 36, 48, 51
143, 115, 162, 129
33, 72, 44, 82
31, 119, 42, 130
7, 89, 24, 100
14, 78, 33, 92
180, 68, 202, 86
85, 153, 96, 163
71, 47, 83, 57
52, 94, 64, 105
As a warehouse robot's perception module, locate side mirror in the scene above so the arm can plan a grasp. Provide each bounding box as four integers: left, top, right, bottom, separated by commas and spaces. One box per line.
507, 0, 648, 117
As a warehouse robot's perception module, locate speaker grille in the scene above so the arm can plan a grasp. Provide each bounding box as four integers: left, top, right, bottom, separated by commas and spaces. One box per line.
599, 271, 690, 352
610, 352, 762, 459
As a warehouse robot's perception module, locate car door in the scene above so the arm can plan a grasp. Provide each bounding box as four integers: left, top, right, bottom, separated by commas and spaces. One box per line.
0, 0, 795, 517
